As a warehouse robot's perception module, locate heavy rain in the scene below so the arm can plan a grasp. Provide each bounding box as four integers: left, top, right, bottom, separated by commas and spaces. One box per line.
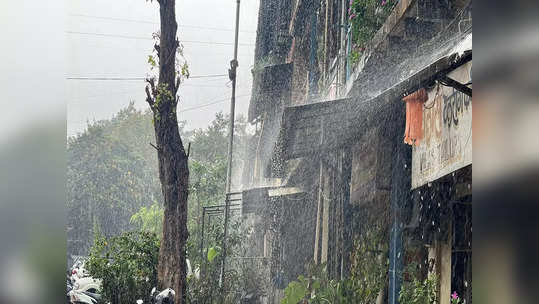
4, 0, 539, 304
64, 0, 475, 303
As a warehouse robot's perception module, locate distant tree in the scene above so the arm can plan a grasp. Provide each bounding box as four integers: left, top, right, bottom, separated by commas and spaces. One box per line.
67, 108, 157, 256
130, 203, 164, 235
185, 113, 248, 266
66, 103, 246, 262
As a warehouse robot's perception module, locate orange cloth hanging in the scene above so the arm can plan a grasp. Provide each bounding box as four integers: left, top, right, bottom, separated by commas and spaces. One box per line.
403, 88, 428, 146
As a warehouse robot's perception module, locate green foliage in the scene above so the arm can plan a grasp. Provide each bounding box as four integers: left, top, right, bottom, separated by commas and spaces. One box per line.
154, 83, 175, 112
346, 205, 390, 304
398, 273, 438, 304
186, 216, 247, 304
185, 112, 249, 266
347, 238, 389, 303
350, 49, 361, 65
281, 263, 354, 304
68, 102, 252, 301
67, 103, 162, 256
282, 276, 308, 304
67, 101, 248, 261
130, 203, 164, 236
450, 291, 462, 304
148, 55, 157, 69
282, 204, 390, 304
348, 0, 395, 63
207, 246, 220, 262
86, 231, 160, 304
181, 62, 190, 78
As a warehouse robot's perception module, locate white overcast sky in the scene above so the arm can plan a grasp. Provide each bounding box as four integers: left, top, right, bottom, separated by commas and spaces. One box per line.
66, 0, 259, 136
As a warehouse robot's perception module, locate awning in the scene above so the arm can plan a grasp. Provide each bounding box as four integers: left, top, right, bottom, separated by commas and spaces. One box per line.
279, 36, 472, 159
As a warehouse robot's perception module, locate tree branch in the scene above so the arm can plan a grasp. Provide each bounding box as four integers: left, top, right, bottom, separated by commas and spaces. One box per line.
145, 85, 154, 107
174, 76, 181, 96
147, 77, 157, 95
149, 142, 161, 151
146, 78, 158, 106
145, 77, 158, 107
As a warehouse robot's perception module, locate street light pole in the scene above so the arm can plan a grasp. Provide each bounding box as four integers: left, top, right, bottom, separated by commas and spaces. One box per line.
220, 0, 241, 290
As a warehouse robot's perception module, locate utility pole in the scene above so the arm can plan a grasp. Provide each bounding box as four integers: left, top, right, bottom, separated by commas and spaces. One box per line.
220, 0, 241, 290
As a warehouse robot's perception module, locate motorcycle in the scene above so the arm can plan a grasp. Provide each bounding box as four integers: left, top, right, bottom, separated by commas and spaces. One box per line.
149, 287, 175, 304
67, 289, 101, 304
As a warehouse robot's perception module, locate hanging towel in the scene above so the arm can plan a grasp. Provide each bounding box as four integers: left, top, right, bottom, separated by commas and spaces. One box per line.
403, 88, 428, 146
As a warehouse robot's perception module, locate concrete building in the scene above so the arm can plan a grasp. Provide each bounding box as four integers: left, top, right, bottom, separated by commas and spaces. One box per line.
239, 1, 472, 303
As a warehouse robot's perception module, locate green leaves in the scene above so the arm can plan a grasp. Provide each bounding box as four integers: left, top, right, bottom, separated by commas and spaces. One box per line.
86, 231, 160, 304
282, 278, 308, 304
206, 246, 220, 262
67, 103, 161, 255
399, 274, 438, 304
281, 263, 355, 304
348, 0, 395, 62
130, 203, 164, 236
180, 62, 190, 78
148, 55, 157, 69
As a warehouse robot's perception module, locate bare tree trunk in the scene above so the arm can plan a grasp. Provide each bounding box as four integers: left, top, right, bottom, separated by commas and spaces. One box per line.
145, 0, 188, 302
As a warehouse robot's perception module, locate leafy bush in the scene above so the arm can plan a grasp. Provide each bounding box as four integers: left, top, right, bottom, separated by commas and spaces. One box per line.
399, 272, 438, 304
348, 239, 389, 303
130, 203, 164, 236
281, 263, 353, 304
282, 276, 308, 304
185, 216, 250, 304
86, 231, 160, 304
348, 0, 396, 63
282, 207, 390, 304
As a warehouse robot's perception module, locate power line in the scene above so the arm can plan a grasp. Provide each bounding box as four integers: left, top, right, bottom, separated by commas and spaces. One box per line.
179, 94, 249, 113
70, 13, 156, 25
68, 94, 251, 125
66, 75, 228, 80
68, 83, 233, 101
66, 31, 255, 46
189, 74, 228, 79
66, 77, 145, 81
69, 13, 257, 34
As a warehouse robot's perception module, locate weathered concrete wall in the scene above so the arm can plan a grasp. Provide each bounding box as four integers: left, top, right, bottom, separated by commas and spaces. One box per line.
350, 126, 393, 206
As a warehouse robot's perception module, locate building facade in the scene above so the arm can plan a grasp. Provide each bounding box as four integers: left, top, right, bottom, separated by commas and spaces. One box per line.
240, 1, 472, 303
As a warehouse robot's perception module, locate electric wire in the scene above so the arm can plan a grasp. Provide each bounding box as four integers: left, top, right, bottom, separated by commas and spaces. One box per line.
68, 94, 251, 125
69, 13, 257, 34
66, 74, 228, 80
66, 31, 255, 46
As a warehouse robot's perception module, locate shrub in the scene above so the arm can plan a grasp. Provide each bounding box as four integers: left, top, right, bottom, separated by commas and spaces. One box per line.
86, 231, 160, 304
399, 272, 438, 304
348, 0, 396, 64
281, 263, 353, 304
130, 203, 164, 236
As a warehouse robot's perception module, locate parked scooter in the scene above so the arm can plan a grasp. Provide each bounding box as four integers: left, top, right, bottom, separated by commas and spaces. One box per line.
67, 259, 103, 304
149, 287, 175, 304
67, 289, 101, 304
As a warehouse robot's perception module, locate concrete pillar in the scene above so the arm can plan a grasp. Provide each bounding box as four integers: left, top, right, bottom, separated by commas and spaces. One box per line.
321, 172, 330, 264
427, 233, 452, 304
439, 227, 452, 304
314, 160, 324, 263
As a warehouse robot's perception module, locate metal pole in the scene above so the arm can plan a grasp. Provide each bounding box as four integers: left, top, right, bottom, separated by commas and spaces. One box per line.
200, 208, 206, 262
220, 0, 241, 289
